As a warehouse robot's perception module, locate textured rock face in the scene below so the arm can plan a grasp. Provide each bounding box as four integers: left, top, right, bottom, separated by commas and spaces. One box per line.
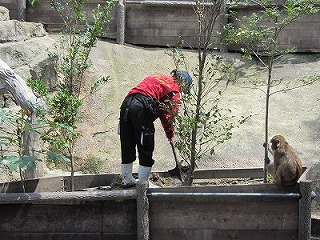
0, 6, 10, 21
0, 6, 57, 104
0, 36, 56, 68
0, 20, 48, 43
0, 6, 56, 180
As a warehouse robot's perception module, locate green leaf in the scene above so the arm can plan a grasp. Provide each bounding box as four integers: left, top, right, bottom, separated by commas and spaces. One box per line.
47, 151, 71, 163
2, 156, 21, 172
1, 155, 40, 172
2, 155, 19, 164
27, 78, 49, 97
28, 0, 40, 6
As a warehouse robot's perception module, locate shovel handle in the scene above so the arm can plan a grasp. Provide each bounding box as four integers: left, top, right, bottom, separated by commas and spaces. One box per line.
168, 140, 182, 181
169, 140, 179, 166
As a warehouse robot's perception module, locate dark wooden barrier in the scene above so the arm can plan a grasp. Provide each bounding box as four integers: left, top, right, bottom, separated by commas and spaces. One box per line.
1, 0, 17, 19
124, 1, 220, 48
149, 185, 300, 239
0, 167, 313, 240
0, 192, 138, 240
1, 0, 117, 38
1, 1, 320, 52
227, 4, 320, 53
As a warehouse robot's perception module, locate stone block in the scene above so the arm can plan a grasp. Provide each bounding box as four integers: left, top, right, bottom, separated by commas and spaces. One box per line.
0, 6, 10, 21
0, 20, 47, 43
0, 36, 56, 68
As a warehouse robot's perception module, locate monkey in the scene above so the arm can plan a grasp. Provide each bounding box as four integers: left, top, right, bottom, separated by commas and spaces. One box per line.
263, 135, 303, 186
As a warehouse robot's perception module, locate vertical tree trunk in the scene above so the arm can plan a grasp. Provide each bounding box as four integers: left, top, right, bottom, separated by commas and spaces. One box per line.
23, 112, 44, 180
263, 56, 274, 183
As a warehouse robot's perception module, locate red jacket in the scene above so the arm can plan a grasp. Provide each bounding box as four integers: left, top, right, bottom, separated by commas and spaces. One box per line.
127, 73, 181, 139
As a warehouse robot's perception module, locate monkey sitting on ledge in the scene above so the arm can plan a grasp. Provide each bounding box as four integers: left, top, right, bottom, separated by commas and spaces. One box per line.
263, 135, 303, 186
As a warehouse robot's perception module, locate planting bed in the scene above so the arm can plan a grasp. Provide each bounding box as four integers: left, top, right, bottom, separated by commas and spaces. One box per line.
0, 167, 313, 240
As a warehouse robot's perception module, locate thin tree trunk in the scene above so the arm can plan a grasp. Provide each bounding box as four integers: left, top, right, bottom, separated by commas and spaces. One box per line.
264, 56, 274, 183
23, 112, 44, 179
71, 157, 75, 191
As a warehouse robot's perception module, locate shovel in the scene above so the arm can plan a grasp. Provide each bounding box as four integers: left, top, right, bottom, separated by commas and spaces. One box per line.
167, 140, 182, 181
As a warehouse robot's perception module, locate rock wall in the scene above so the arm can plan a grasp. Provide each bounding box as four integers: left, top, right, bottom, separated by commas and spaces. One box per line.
0, 6, 57, 108
0, 6, 57, 181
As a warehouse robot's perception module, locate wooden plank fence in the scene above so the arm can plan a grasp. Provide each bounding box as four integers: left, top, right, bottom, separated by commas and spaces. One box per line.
1, 0, 320, 52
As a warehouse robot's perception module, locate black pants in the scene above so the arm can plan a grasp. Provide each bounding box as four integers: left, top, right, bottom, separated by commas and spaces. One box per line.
119, 94, 157, 167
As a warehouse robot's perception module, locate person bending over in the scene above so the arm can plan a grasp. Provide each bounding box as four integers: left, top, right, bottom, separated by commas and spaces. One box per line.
119, 69, 192, 188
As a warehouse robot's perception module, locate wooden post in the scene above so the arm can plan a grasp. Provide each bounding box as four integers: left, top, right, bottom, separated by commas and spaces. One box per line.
117, 0, 125, 45
219, 4, 228, 53
136, 181, 149, 240
17, 0, 27, 21
299, 180, 312, 240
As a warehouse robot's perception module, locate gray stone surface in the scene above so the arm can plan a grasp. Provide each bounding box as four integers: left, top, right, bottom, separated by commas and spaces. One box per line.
29, 52, 58, 91
0, 8, 57, 181
0, 20, 47, 43
0, 6, 10, 21
0, 36, 55, 68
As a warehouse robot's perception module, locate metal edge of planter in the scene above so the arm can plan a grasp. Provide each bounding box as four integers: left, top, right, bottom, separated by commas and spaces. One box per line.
0, 175, 66, 193
0, 167, 309, 193
0, 167, 312, 203
147, 167, 312, 202
0, 167, 263, 193
156, 166, 308, 180
0, 173, 121, 193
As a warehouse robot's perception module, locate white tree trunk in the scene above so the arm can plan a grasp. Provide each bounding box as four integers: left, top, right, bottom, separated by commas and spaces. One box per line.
0, 58, 38, 113
0, 58, 43, 179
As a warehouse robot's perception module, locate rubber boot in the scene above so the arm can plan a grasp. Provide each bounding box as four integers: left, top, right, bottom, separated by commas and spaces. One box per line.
138, 165, 159, 188
121, 163, 137, 188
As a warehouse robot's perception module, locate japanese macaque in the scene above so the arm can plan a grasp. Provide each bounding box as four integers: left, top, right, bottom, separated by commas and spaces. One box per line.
264, 135, 303, 186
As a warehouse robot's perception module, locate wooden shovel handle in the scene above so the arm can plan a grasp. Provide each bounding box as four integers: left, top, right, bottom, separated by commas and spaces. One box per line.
169, 140, 179, 166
